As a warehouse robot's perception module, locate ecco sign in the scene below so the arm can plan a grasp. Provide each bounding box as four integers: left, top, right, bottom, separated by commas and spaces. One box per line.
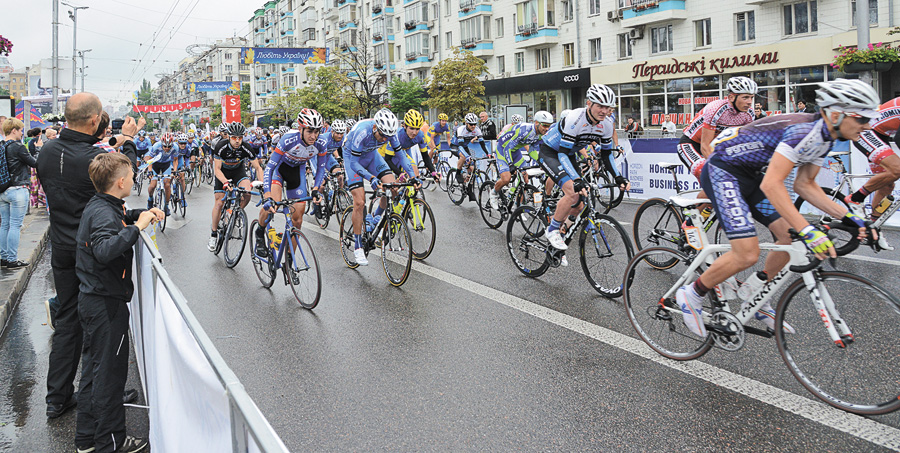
563, 74, 580, 83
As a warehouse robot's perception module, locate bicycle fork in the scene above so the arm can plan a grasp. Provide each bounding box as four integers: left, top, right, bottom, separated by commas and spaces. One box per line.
800, 271, 854, 347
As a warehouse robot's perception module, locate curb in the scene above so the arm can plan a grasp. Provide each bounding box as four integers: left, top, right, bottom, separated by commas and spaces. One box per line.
0, 210, 51, 339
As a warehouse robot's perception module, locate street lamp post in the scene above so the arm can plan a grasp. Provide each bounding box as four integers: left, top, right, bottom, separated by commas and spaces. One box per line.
64, 2, 89, 94
78, 49, 91, 92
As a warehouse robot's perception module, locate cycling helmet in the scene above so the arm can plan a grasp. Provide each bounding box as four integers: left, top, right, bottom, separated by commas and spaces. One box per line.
297, 108, 324, 129
815, 78, 880, 118
345, 118, 357, 129
138, 130, 146, 137
187, 132, 195, 138
559, 109, 572, 120
726, 76, 758, 95
176, 133, 189, 143
464, 113, 478, 125
217, 123, 228, 133
438, 113, 449, 121
160, 132, 174, 146
586, 84, 616, 107
533, 111, 553, 124
373, 109, 399, 136
510, 114, 525, 124
291, 122, 299, 129
330, 119, 347, 134
269, 126, 275, 130
403, 109, 424, 129
278, 125, 290, 134
225, 122, 246, 137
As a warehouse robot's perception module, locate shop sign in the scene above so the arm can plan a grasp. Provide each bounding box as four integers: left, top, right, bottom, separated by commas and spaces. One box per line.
677, 96, 720, 105
649, 111, 782, 126
632, 52, 780, 81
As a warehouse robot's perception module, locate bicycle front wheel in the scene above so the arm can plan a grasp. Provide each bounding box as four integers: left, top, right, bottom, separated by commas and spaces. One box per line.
436, 161, 451, 192
338, 206, 360, 269
478, 181, 504, 229
381, 213, 413, 286
249, 220, 276, 288
447, 170, 466, 205
154, 188, 167, 233
579, 214, 634, 298
286, 228, 321, 309
223, 208, 248, 268
632, 198, 683, 269
506, 205, 550, 278
775, 271, 900, 415
623, 247, 714, 360
405, 198, 436, 260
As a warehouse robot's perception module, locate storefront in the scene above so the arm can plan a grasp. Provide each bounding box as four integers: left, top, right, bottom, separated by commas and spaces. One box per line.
482, 67, 591, 123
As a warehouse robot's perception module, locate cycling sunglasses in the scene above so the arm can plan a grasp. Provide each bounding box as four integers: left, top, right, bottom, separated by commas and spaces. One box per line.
844, 113, 875, 125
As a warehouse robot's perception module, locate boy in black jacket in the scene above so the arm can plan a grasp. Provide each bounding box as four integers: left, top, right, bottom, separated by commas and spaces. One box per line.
75, 153, 162, 453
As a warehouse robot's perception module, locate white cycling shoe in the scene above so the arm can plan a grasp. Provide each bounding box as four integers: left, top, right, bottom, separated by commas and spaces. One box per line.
488, 190, 501, 210
877, 233, 894, 251
750, 302, 796, 334
544, 229, 568, 250
676, 285, 706, 338
560, 255, 568, 267
354, 248, 369, 266
207, 236, 217, 252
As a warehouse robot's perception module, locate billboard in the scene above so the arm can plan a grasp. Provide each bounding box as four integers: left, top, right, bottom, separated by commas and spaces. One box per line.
39, 59, 74, 91
189, 81, 241, 92
222, 95, 240, 123
240, 47, 328, 65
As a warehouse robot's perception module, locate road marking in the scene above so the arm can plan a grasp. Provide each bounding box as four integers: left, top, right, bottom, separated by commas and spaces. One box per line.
306, 226, 900, 449
843, 253, 900, 267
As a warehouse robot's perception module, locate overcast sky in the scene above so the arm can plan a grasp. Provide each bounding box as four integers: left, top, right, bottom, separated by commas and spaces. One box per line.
5, 0, 260, 107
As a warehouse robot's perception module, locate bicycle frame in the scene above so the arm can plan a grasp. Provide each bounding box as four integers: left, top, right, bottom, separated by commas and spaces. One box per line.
259, 204, 313, 274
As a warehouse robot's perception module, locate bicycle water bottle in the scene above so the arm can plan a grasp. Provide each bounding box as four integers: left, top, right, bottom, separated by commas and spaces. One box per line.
874, 195, 894, 216
737, 271, 768, 301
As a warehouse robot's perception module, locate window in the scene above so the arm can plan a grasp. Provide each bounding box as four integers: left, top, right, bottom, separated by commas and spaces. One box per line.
515, 52, 525, 73
651, 24, 673, 54
618, 33, 632, 58
444, 0, 450, 15
563, 43, 574, 66
783, 1, 817, 35
694, 19, 711, 48
225, 65, 233, 72
433, 35, 439, 50
498, 55, 505, 74
225, 53, 233, 59
445, 31, 453, 48
589, 38, 602, 62
536, 48, 550, 70
495, 18, 504, 38
562, 0, 574, 22
516, 0, 555, 31
588, 0, 601, 16
851, 0, 878, 26
735, 11, 755, 42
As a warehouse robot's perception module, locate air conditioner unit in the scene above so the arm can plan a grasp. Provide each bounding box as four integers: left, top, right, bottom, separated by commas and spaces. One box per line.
629, 27, 644, 40
607, 10, 622, 22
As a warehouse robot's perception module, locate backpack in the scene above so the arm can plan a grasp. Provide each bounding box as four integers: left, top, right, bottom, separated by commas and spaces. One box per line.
0, 140, 14, 193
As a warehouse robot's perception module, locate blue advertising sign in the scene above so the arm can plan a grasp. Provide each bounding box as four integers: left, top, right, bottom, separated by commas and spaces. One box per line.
240, 47, 329, 65
189, 81, 242, 92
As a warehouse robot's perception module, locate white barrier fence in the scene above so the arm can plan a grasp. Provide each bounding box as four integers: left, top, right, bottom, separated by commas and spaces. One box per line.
130, 231, 289, 452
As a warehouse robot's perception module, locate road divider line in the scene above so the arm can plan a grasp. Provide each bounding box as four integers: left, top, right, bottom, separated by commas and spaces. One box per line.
305, 226, 900, 449
842, 254, 900, 267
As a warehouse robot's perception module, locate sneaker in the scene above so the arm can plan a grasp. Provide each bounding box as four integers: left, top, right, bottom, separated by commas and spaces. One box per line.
544, 228, 568, 250
45, 299, 55, 331
354, 248, 369, 266
488, 190, 501, 210
560, 255, 568, 267
843, 194, 866, 218
115, 435, 149, 453
752, 303, 796, 334
676, 285, 707, 338
5, 260, 28, 269
876, 232, 894, 251
207, 236, 217, 252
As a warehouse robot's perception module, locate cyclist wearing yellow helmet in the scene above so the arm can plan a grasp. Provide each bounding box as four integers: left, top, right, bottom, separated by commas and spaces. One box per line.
381, 109, 428, 184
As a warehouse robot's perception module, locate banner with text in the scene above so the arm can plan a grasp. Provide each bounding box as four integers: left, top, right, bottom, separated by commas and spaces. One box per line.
240, 47, 328, 64
190, 81, 241, 92
222, 95, 241, 123
133, 101, 201, 113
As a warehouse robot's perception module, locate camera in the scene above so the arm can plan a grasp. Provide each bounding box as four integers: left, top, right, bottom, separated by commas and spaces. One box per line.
111, 118, 125, 135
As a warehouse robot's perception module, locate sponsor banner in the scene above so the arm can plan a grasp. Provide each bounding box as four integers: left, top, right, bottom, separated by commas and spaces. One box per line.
133, 101, 202, 113
189, 81, 241, 92
240, 47, 328, 64
222, 95, 241, 123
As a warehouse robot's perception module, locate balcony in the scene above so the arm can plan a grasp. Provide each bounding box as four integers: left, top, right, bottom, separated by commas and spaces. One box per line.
514, 24, 558, 48
404, 19, 431, 33
621, 0, 687, 28
461, 38, 493, 57
373, 32, 383, 41
405, 53, 432, 70
373, 2, 382, 13
458, 0, 491, 17
374, 59, 385, 69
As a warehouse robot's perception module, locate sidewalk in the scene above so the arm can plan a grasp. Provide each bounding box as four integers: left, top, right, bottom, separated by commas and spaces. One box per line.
0, 209, 50, 337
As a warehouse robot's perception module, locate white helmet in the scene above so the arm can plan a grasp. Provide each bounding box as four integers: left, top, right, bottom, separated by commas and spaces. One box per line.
533, 111, 553, 124
331, 119, 347, 134
510, 114, 524, 124
815, 78, 881, 118
373, 109, 399, 136
464, 113, 479, 125
559, 109, 572, 121
586, 84, 616, 107
726, 76, 758, 95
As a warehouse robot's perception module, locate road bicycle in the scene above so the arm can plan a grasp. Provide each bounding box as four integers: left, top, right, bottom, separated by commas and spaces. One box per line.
200, 154, 215, 185
169, 170, 188, 219
311, 167, 353, 229
133, 164, 151, 196
506, 183, 634, 298
249, 198, 322, 309
446, 156, 495, 206
434, 150, 452, 192
477, 165, 545, 229
338, 182, 414, 286
150, 173, 173, 232
622, 201, 900, 415
584, 145, 626, 212
214, 181, 263, 268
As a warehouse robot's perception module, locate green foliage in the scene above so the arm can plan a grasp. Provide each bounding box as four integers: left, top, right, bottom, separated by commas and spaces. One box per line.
266, 89, 303, 126
296, 66, 355, 120
832, 42, 900, 70
0, 87, 9, 96
425, 48, 487, 121
388, 78, 427, 117
169, 118, 183, 132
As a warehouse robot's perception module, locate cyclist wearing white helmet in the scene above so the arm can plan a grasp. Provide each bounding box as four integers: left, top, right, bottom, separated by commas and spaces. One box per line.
675, 79, 879, 339
488, 111, 554, 211
449, 112, 490, 202
134, 129, 152, 159
342, 108, 403, 266
307, 118, 348, 218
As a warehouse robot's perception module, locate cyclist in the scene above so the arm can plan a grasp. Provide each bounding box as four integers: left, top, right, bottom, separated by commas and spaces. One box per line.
208, 122, 265, 252
399, 110, 438, 180
539, 84, 618, 251
489, 111, 553, 210
847, 96, 900, 250
255, 109, 328, 255
380, 110, 428, 182
309, 119, 347, 217
143, 132, 179, 214
429, 113, 451, 158
499, 114, 525, 137
134, 130, 152, 160
173, 133, 192, 207
345, 118, 357, 133
450, 113, 490, 202
211, 123, 228, 148
343, 109, 400, 266
678, 79, 879, 338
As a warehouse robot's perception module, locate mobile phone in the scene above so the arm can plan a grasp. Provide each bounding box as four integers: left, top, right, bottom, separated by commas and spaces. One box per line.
111, 118, 125, 135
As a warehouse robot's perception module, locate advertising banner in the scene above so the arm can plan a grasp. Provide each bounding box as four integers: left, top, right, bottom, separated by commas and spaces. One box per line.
133, 101, 201, 113
189, 81, 241, 92
222, 95, 241, 123
240, 47, 328, 64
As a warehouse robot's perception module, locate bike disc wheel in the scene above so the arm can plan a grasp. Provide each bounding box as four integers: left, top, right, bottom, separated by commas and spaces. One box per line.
405, 198, 436, 260
775, 271, 900, 415
632, 198, 683, 269
623, 247, 714, 360
223, 209, 248, 268
794, 188, 855, 255
249, 220, 276, 288
447, 170, 466, 205
506, 205, 550, 278
286, 228, 322, 309
381, 213, 413, 286
579, 214, 634, 298
338, 206, 360, 269
478, 181, 504, 229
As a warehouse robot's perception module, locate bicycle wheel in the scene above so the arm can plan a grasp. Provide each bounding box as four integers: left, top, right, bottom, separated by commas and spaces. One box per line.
286, 228, 321, 309
592, 172, 616, 214
794, 188, 855, 255
334, 189, 353, 220
418, 163, 433, 190
154, 188, 167, 232
506, 205, 550, 278
632, 198, 683, 269
185, 171, 194, 195
447, 170, 466, 205
315, 192, 331, 229
436, 161, 451, 192
405, 198, 436, 260
223, 208, 248, 268
775, 271, 900, 415
623, 247, 715, 360
214, 207, 230, 255
478, 181, 504, 229
579, 214, 634, 298
249, 220, 276, 288
135, 172, 144, 196
338, 206, 360, 269
381, 213, 413, 286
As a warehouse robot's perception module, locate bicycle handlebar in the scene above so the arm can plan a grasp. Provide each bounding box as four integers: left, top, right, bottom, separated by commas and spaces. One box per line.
787, 221, 867, 273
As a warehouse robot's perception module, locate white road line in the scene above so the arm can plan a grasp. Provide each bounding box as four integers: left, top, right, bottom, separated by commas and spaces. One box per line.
843, 253, 900, 267
306, 226, 900, 449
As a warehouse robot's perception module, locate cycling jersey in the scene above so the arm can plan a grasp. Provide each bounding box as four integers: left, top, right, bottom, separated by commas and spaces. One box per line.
145, 141, 179, 164
134, 137, 152, 152
312, 132, 341, 171
343, 119, 401, 156
497, 123, 542, 174
262, 130, 328, 200
430, 121, 450, 146
213, 138, 256, 170
541, 108, 614, 154
871, 97, 900, 137
681, 99, 755, 144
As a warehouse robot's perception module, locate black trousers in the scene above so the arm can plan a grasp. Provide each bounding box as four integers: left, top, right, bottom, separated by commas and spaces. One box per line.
46, 247, 83, 406
75, 294, 130, 452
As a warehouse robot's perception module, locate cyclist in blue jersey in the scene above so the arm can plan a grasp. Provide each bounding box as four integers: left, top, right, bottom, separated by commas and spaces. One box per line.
173, 133, 191, 205
381, 110, 428, 183
344, 109, 401, 266
430, 113, 451, 158
488, 111, 553, 210
308, 119, 346, 217
677, 79, 880, 338
451, 112, 490, 201
134, 130, 152, 159
143, 132, 180, 214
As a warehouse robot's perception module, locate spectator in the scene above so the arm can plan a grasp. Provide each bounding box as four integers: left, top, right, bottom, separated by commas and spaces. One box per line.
0, 116, 7, 140
26, 127, 43, 156
0, 118, 38, 269
754, 103, 767, 120
479, 111, 497, 156
75, 152, 158, 453
38, 92, 143, 422
45, 127, 59, 140
660, 115, 677, 137
796, 100, 816, 113
625, 117, 643, 139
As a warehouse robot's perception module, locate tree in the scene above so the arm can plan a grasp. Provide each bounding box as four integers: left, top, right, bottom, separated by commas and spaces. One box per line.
266, 89, 304, 126
0, 87, 9, 96
127, 79, 156, 129
169, 118, 183, 132
388, 78, 427, 117
296, 66, 354, 120
425, 48, 488, 121
335, 24, 388, 117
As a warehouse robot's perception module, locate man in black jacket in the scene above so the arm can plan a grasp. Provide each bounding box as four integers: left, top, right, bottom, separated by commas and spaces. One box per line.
37, 92, 143, 419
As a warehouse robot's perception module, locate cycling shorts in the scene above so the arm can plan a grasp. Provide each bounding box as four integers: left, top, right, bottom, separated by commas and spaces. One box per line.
151, 162, 172, 180
538, 143, 581, 186
700, 159, 780, 240
345, 151, 391, 190
853, 130, 897, 174
270, 163, 311, 201
214, 166, 249, 193
496, 148, 524, 175
677, 136, 706, 179
190, 147, 200, 157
